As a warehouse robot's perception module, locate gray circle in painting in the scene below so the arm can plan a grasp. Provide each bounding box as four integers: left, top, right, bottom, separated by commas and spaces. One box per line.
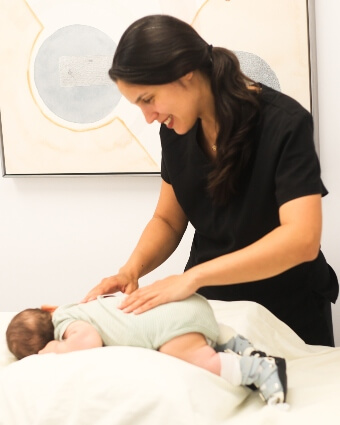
34, 24, 120, 124
234, 51, 281, 91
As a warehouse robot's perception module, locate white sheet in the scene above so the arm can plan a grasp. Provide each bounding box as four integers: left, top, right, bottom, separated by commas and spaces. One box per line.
0, 312, 16, 369
0, 301, 339, 424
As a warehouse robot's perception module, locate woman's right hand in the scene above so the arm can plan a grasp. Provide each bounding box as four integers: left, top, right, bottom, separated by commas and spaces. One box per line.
81, 273, 139, 303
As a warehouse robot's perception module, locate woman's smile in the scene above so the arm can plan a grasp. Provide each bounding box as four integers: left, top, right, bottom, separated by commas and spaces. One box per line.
163, 115, 173, 128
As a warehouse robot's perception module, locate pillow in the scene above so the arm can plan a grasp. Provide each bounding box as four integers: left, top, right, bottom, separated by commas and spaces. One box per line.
0, 346, 249, 425
0, 300, 327, 425
209, 300, 324, 359
0, 312, 17, 369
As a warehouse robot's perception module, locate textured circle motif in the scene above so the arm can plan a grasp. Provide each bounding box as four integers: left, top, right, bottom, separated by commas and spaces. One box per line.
235, 51, 281, 91
34, 24, 120, 124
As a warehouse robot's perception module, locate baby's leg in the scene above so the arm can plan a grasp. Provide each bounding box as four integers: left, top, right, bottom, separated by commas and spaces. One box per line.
159, 332, 221, 375
159, 333, 287, 404
159, 333, 253, 385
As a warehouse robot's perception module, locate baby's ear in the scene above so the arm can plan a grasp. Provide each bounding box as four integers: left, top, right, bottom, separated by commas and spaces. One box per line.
41, 305, 58, 313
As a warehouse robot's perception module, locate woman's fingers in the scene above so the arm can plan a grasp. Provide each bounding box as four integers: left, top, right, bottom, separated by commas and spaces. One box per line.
120, 290, 163, 314
82, 274, 139, 303
119, 274, 194, 314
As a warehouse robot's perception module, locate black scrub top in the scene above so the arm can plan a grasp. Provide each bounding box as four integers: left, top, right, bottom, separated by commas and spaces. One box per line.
160, 84, 338, 346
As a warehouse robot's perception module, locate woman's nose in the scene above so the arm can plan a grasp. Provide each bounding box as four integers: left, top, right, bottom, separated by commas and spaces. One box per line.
141, 106, 158, 124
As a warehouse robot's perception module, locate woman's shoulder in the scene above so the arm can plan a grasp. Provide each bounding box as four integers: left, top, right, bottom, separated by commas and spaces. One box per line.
259, 84, 311, 119
259, 84, 313, 133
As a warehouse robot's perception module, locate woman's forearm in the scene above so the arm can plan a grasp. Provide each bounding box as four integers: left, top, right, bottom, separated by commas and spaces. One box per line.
82, 180, 189, 302
187, 224, 318, 291
117, 195, 322, 315
120, 215, 187, 280
187, 195, 322, 291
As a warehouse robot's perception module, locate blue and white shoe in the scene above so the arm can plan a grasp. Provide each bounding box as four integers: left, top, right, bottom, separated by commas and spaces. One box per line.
240, 356, 287, 404
216, 334, 266, 357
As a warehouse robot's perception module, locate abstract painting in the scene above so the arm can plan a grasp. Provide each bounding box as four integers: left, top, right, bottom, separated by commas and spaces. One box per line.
0, 0, 315, 176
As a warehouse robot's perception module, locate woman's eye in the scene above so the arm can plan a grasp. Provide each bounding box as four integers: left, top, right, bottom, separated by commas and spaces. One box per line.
142, 97, 153, 104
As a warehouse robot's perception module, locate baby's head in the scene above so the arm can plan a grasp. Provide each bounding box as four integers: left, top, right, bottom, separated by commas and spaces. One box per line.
6, 308, 54, 359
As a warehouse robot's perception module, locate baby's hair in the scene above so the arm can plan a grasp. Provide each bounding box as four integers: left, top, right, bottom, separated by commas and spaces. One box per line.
6, 308, 54, 359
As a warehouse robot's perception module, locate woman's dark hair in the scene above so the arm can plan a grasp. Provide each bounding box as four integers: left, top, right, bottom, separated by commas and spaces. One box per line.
109, 14, 261, 204
6, 308, 55, 360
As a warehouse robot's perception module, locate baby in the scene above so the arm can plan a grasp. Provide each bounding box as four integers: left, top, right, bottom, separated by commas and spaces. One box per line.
6, 293, 287, 405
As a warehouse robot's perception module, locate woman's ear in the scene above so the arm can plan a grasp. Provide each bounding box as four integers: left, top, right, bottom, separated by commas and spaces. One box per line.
177, 71, 194, 88
180, 71, 194, 83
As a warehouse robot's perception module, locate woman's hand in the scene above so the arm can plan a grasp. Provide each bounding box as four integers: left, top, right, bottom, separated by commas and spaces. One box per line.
118, 273, 197, 314
81, 273, 139, 303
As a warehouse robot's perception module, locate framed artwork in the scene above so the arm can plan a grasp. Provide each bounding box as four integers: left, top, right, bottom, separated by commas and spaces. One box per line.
0, 0, 317, 176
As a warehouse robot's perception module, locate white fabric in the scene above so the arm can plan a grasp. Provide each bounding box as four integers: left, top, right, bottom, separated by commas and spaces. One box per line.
0, 300, 339, 424
0, 312, 16, 369
216, 323, 237, 346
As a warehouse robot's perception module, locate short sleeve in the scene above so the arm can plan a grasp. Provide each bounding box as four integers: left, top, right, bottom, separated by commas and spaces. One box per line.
160, 155, 171, 183
160, 123, 171, 184
275, 111, 327, 206
52, 306, 76, 341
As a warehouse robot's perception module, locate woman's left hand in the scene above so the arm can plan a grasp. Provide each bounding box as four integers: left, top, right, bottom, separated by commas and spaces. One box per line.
118, 274, 196, 314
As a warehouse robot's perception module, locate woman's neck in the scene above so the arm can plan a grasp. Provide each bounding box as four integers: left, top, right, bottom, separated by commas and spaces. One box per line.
192, 71, 219, 157
197, 119, 218, 159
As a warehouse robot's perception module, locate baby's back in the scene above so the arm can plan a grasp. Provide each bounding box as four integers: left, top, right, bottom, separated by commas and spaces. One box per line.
53, 294, 219, 350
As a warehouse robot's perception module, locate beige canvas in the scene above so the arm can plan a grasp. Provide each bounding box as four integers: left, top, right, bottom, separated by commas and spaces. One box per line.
0, 0, 313, 175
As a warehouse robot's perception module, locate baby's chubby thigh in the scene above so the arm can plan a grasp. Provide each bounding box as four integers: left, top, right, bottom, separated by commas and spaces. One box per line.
159, 333, 220, 375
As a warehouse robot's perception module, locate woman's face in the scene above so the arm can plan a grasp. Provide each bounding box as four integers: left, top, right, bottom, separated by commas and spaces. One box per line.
116, 73, 202, 135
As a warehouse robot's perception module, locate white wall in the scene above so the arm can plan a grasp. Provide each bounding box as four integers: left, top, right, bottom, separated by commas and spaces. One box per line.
0, 175, 194, 307
315, 0, 340, 346
0, 0, 339, 345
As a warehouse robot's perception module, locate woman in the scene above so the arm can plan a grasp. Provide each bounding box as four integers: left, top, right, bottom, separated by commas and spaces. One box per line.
83, 15, 338, 346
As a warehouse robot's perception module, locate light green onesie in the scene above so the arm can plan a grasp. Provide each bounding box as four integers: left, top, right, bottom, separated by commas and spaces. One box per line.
53, 293, 219, 350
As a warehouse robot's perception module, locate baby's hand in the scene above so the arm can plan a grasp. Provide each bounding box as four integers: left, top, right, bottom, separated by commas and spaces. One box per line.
41, 304, 58, 313
38, 340, 61, 354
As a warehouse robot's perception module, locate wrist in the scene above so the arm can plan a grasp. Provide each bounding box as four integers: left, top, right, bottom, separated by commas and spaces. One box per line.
118, 264, 140, 282
184, 266, 204, 293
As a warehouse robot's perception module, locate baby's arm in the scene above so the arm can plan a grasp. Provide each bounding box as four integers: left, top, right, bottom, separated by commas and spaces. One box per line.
38, 321, 103, 354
